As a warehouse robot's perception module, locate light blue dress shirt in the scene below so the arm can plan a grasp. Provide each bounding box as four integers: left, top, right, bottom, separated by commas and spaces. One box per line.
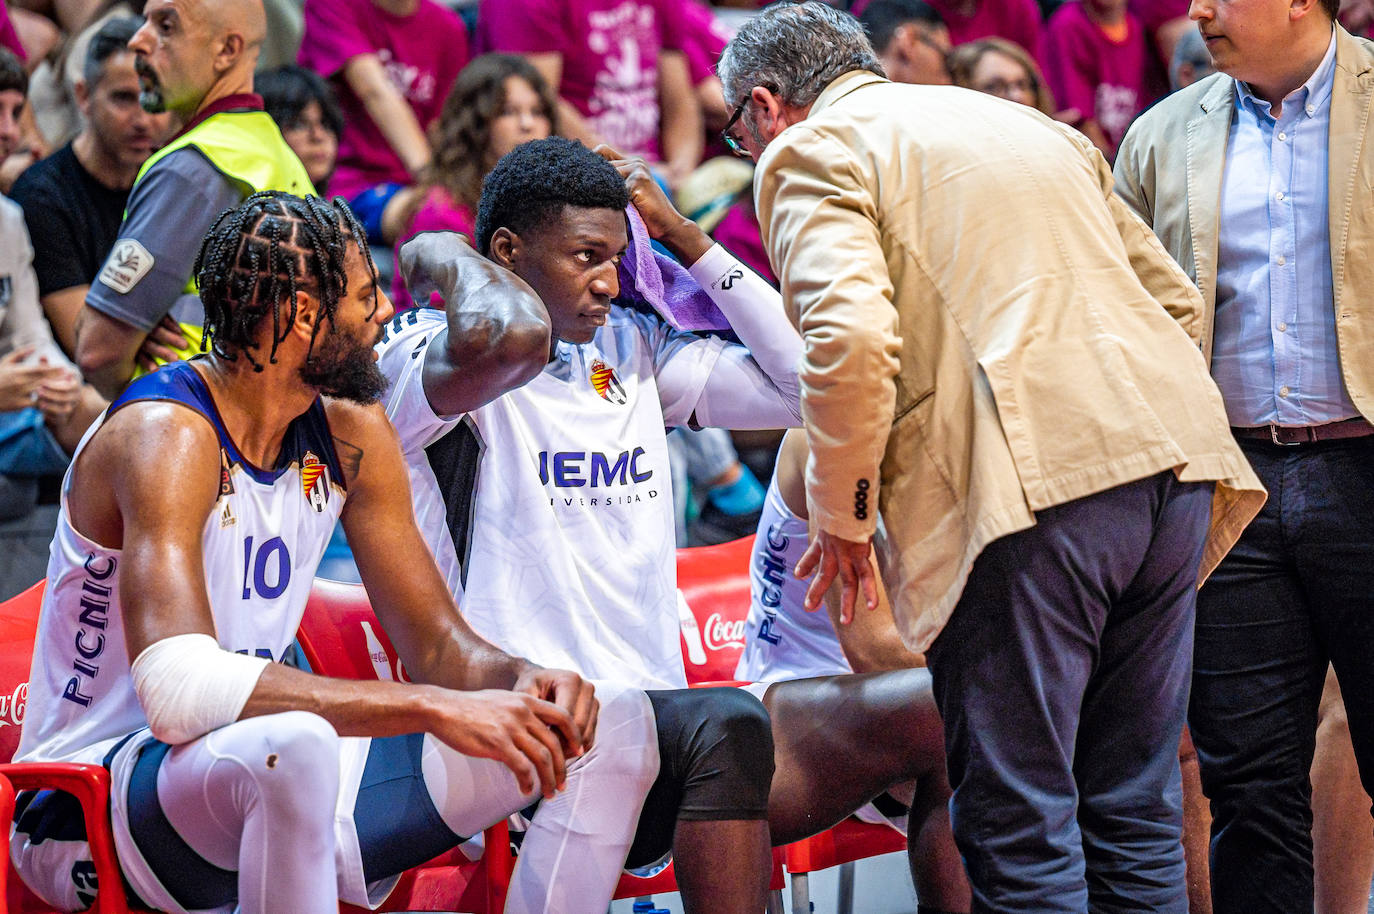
1213, 31, 1357, 428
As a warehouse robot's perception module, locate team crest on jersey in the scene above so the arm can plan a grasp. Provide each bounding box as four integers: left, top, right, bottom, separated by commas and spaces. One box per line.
301, 451, 331, 513
589, 359, 627, 405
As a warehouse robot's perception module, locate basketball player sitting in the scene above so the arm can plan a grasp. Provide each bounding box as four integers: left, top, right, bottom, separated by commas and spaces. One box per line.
378, 138, 970, 914
9, 192, 659, 914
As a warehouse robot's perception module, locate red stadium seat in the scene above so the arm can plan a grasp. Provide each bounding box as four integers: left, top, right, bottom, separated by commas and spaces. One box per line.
0, 579, 157, 914
0, 772, 12, 913
780, 816, 909, 914
675, 536, 755, 685
603, 539, 789, 910
676, 539, 911, 914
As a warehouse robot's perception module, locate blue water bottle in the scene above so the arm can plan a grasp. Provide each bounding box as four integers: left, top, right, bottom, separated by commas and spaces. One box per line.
631, 900, 669, 914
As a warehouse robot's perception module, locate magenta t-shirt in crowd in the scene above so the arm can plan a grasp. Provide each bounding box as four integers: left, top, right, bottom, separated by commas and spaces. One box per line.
391, 185, 477, 311
1, 5, 25, 62
678, 0, 730, 88
1045, 2, 1150, 160
1128, 0, 1187, 34
478, 0, 686, 160
853, 0, 1045, 63
298, 0, 468, 201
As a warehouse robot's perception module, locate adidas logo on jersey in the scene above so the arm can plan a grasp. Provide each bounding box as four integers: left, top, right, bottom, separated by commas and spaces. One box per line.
220, 500, 236, 528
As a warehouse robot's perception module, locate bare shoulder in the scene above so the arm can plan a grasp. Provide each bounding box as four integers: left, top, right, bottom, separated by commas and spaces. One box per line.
321, 397, 402, 487
68, 399, 223, 547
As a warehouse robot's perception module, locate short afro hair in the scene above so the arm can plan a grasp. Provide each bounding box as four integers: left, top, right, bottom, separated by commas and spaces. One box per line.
475, 137, 630, 256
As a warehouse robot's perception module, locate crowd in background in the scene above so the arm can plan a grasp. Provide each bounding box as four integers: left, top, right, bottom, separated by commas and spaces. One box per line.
1, 1, 1373, 913
0, 0, 1260, 596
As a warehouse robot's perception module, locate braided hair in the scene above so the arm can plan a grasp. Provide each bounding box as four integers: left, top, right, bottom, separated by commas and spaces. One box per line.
193, 192, 377, 371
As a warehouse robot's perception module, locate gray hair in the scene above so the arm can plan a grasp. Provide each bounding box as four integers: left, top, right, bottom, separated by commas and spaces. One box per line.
718, 1, 883, 111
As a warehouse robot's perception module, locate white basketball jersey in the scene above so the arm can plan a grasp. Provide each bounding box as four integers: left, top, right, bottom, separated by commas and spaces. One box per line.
16, 361, 346, 766
379, 306, 727, 690
735, 475, 852, 683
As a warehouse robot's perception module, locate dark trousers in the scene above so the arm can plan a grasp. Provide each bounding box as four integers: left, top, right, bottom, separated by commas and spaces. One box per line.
926, 471, 1212, 914
1191, 435, 1374, 914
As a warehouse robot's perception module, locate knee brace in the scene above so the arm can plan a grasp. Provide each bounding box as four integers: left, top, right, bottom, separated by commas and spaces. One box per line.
627, 688, 774, 868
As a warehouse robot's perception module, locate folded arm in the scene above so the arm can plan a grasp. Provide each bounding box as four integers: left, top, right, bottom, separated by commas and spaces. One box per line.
403, 232, 553, 417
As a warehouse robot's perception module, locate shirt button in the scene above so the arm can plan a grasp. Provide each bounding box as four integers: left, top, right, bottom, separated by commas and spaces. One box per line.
1277, 255, 1287, 265
1280, 385, 1291, 398
1276, 191, 1286, 201
1306, 104, 1316, 115
1278, 131, 1287, 141
1278, 322, 1288, 332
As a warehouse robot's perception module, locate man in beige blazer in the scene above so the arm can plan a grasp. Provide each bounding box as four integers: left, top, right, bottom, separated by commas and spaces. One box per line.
718, 3, 1264, 911
1115, 5, 1374, 912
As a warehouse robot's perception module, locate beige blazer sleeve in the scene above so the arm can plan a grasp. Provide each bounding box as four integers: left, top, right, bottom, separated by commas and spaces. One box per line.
756, 126, 902, 543
1054, 123, 1207, 346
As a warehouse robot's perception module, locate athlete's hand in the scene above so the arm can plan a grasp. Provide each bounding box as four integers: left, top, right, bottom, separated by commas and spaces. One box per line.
795, 529, 879, 625
594, 144, 712, 266
431, 687, 581, 798
515, 667, 599, 753
136, 316, 190, 372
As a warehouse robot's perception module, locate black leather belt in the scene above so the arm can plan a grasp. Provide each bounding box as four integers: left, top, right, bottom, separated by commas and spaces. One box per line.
1231, 417, 1374, 446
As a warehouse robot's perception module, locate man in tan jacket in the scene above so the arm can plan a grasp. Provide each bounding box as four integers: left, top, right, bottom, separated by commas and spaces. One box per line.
718, 3, 1265, 911
1115, 6, 1374, 911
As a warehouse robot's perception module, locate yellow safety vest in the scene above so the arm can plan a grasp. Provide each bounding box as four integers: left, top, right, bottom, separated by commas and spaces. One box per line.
131, 108, 313, 372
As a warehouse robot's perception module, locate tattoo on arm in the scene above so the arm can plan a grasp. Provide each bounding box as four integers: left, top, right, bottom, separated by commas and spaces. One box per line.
333, 437, 363, 478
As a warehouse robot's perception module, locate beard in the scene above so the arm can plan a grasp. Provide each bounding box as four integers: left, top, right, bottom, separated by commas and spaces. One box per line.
298, 325, 388, 404
135, 57, 165, 114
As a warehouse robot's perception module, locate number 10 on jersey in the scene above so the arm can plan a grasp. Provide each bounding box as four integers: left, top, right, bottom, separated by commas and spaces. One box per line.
241, 535, 292, 600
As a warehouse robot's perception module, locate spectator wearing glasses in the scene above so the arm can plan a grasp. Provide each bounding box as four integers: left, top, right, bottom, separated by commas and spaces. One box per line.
948, 37, 1058, 115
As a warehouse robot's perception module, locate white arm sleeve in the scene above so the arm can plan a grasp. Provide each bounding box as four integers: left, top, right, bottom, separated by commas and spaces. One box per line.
131, 633, 271, 745
685, 244, 803, 429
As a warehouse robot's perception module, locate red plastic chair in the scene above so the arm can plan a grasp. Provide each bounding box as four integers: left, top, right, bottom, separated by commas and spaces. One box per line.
0, 772, 12, 913
781, 816, 909, 914
598, 539, 788, 911
296, 578, 505, 913
0, 577, 500, 914
676, 538, 912, 914
0, 579, 156, 914
675, 536, 755, 685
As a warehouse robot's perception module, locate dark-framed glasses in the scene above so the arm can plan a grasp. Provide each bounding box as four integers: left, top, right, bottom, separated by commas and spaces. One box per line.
722, 83, 778, 158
